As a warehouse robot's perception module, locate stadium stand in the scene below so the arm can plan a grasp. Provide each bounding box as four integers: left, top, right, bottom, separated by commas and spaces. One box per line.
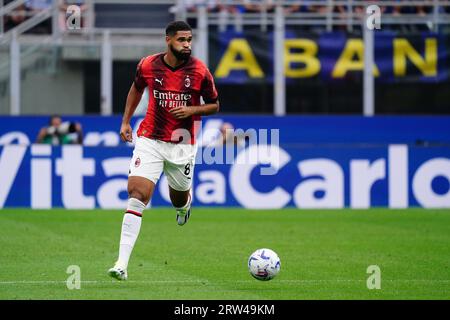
94, 2, 174, 29
1, 0, 450, 115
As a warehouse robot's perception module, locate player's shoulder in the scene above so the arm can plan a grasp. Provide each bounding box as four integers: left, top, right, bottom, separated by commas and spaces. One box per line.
139, 53, 164, 69
189, 56, 211, 76
190, 56, 207, 69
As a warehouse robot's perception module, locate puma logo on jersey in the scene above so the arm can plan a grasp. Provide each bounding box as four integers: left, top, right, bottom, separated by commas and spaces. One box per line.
155, 78, 163, 86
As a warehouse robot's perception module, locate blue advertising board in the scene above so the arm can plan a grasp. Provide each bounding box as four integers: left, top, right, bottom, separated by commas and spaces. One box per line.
1, 115, 450, 146
0, 116, 449, 209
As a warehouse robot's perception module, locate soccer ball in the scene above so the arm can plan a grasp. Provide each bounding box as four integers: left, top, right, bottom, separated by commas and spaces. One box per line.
248, 248, 281, 281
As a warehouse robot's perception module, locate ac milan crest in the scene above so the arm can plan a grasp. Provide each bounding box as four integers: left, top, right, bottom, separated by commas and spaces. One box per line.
135, 157, 141, 167
184, 75, 191, 88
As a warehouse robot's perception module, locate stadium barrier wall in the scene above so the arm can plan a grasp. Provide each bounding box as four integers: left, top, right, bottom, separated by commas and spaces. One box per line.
0, 116, 449, 209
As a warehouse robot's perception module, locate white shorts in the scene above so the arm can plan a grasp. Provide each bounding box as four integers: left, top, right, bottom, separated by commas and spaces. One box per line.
129, 137, 197, 191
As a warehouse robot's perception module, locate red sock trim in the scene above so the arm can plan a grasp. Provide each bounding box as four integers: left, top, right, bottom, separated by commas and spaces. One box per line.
125, 210, 142, 217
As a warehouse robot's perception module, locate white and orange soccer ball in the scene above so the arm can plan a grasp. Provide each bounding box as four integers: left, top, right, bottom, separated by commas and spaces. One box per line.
248, 248, 281, 281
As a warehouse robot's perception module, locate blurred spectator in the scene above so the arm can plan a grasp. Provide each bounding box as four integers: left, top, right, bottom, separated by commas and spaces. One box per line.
170, 0, 238, 29
3, 0, 27, 32
25, 0, 52, 34
58, 0, 88, 32
284, 0, 301, 14
215, 0, 240, 14
415, 2, 431, 16
300, 0, 339, 31
392, 0, 433, 16
243, 0, 275, 13
210, 122, 247, 147
353, 0, 388, 17
170, 0, 214, 28
308, 0, 330, 14
36, 115, 83, 145
169, 0, 223, 14
391, 0, 442, 31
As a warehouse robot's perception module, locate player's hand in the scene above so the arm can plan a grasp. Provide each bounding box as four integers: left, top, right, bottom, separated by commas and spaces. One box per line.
169, 106, 194, 119
120, 123, 133, 142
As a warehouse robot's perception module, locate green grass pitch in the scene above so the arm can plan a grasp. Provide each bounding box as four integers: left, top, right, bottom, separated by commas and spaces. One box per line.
0, 208, 449, 300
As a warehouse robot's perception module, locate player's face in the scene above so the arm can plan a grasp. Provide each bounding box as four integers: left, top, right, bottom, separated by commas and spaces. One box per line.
167, 31, 192, 61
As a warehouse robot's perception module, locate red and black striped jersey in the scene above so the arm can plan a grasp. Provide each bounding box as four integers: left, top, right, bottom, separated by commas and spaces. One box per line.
133, 53, 218, 144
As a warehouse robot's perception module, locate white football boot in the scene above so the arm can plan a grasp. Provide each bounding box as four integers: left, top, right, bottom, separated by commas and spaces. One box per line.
176, 195, 192, 226
108, 263, 128, 281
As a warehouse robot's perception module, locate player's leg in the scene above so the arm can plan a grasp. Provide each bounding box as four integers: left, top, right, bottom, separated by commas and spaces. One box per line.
169, 186, 192, 226
160, 140, 196, 225
164, 158, 194, 226
108, 177, 156, 281
109, 137, 163, 280
169, 186, 190, 207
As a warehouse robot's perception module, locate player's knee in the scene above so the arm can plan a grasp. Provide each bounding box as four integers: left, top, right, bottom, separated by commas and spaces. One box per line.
128, 189, 149, 205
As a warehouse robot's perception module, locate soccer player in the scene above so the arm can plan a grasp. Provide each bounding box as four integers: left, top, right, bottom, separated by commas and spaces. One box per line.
108, 21, 219, 281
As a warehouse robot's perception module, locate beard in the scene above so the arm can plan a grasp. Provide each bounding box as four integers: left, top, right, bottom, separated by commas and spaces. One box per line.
170, 44, 191, 61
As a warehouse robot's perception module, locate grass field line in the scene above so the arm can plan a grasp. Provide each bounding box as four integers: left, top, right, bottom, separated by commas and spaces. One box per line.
0, 279, 449, 285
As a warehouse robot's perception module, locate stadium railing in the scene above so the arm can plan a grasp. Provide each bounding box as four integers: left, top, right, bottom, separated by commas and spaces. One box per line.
2, 1, 450, 42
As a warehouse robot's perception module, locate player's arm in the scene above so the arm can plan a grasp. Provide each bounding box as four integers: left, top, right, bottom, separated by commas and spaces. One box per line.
191, 101, 220, 116
169, 101, 219, 119
170, 67, 219, 119
120, 83, 144, 142
120, 58, 146, 142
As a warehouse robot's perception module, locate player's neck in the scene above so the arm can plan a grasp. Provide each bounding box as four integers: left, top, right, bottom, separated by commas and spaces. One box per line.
163, 53, 185, 69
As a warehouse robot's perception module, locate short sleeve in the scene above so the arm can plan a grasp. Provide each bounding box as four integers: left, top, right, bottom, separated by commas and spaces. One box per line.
133, 58, 147, 93
200, 68, 218, 104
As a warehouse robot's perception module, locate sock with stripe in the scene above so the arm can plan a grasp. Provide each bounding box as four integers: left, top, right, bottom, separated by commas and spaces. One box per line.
116, 198, 145, 269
